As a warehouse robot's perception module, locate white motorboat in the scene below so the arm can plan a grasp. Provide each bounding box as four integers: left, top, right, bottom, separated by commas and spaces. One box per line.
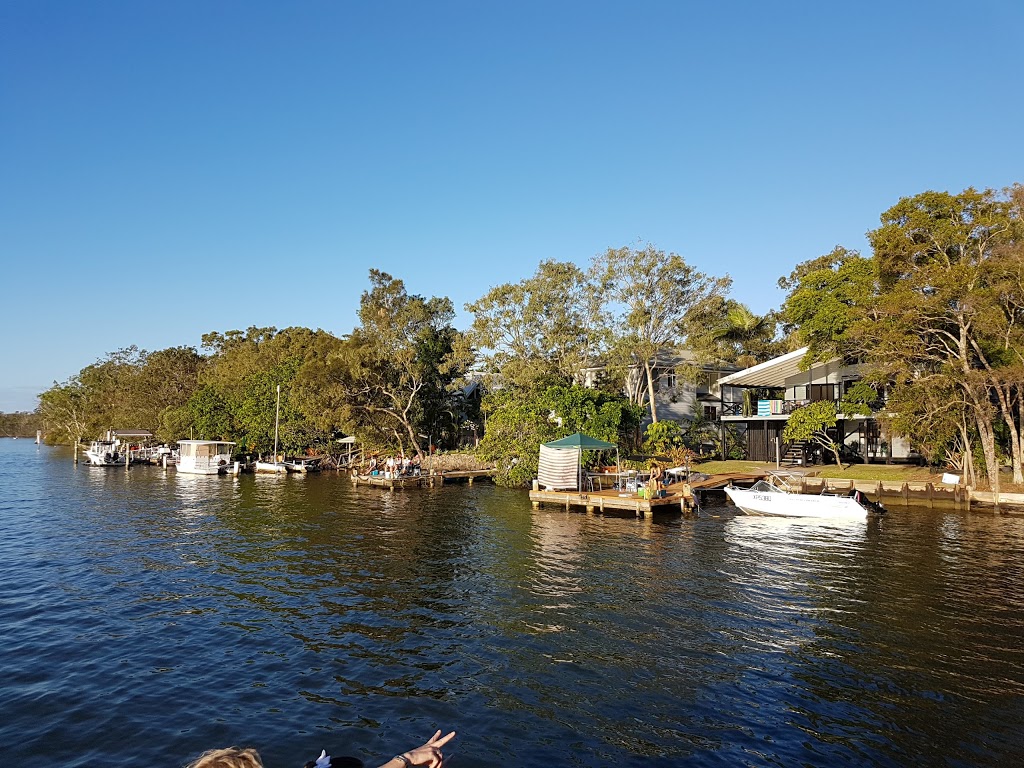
177, 440, 236, 475
284, 457, 321, 473
724, 471, 884, 519
83, 440, 122, 466
255, 459, 289, 474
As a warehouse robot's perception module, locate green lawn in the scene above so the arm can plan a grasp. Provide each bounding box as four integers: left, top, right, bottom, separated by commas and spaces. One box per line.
693, 459, 942, 483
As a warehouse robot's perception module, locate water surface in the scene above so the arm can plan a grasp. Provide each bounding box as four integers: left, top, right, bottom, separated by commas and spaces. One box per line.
1, 439, 1023, 766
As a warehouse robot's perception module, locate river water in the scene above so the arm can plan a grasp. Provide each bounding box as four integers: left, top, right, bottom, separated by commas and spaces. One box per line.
2, 439, 1024, 767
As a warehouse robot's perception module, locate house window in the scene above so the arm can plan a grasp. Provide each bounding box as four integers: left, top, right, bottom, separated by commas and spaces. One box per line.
809, 384, 837, 402
704, 405, 718, 421
664, 372, 676, 391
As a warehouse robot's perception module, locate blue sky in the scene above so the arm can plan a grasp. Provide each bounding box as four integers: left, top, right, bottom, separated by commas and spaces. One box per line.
2, 0, 1022, 411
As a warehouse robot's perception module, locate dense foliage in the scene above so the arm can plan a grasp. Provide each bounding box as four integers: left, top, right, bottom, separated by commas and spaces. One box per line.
0, 411, 41, 437
32, 183, 1024, 490
780, 184, 1024, 491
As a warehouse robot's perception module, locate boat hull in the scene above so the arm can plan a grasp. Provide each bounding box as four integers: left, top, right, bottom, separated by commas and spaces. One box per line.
254, 461, 289, 474
177, 465, 226, 475
84, 452, 121, 466
724, 486, 869, 519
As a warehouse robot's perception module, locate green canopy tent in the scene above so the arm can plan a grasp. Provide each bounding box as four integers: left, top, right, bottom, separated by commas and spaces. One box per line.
538, 432, 620, 491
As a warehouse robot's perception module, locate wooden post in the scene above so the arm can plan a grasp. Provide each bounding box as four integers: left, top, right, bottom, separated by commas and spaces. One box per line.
926, 482, 934, 509
902, 482, 909, 506
74, 443, 79, 465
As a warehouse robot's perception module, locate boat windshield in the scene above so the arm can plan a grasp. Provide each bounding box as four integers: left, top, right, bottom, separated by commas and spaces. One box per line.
749, 480, 778, 493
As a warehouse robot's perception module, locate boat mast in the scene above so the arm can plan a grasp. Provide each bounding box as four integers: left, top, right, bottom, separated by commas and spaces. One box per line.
273, 384, 281, 462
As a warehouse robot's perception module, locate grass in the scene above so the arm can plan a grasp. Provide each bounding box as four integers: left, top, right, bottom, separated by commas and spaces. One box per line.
693, 459, 944, 482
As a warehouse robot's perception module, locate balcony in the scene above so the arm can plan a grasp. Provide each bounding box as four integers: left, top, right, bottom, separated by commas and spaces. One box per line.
722, 397, 883, 419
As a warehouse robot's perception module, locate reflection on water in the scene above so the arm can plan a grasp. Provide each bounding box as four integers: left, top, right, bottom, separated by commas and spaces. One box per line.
527, 509, 584, 603
1, 440, 1024, 767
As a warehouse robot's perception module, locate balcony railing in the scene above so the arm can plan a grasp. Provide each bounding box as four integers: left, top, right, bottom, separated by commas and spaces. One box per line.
722, 397, 885, 418
721, 402, 743, 417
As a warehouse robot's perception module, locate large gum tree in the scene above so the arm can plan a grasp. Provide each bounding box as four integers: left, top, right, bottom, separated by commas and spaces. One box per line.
598, 244, 730, 423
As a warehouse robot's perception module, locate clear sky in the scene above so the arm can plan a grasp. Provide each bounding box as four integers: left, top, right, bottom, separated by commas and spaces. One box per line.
2, 0, 1022, 411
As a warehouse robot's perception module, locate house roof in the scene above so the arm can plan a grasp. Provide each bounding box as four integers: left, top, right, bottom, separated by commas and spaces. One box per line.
718, 347, 816, 388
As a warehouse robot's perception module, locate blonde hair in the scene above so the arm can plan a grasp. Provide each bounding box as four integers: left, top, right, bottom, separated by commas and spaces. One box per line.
186, 747, 263, 768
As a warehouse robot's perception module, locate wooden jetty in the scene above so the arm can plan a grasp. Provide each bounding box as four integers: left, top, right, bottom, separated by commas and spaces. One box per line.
526, 465, 1024, 515
528, 483, 704, 520
529, 485, 694, 516
351, 468, 497, 490
529, 471, 766, 517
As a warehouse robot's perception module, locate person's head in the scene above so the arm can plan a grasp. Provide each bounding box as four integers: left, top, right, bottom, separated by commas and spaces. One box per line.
186, 747, 263, 768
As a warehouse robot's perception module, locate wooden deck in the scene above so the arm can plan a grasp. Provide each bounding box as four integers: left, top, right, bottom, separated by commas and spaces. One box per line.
529, 471, 767, 516
350, 468, 497, 490
529, 486, 694, 516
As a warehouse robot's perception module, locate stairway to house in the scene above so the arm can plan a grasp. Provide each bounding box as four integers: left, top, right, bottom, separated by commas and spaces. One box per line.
780, 441, 807, 466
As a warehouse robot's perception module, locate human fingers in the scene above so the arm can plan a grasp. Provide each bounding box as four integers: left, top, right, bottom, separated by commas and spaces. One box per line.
429, 731, 456, 749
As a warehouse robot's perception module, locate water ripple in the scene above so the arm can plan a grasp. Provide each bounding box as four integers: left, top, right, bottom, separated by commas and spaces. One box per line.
1, 442, 1024, 766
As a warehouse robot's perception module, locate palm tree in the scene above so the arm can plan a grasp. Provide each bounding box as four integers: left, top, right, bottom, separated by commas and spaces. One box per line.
712, 302, 780, 367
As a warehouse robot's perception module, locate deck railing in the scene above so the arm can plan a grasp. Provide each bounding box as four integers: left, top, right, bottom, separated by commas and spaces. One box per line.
724, 397, 886, 418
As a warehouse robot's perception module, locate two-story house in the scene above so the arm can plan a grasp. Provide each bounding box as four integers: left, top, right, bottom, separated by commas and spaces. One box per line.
718, 347, 913, 465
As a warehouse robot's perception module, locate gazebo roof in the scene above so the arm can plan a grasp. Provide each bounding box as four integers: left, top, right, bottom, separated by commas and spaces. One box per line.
543, 433, 617, 450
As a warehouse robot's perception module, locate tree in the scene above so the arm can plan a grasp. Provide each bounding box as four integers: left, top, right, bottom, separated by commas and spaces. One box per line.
880, 375, 975, 481
38, 378, 93, 445
643, 420, 685, 455
0, 410, 42, 437
861, 186, 1024, 494
300, 271, 468, 457
778, 246, 875, 365
466, 259, 605, 389
134, 346, 204, 441
783, 401, 844, 467
478, 383, 641, 486
688, 299, 783, 368
599, 244, 730, 423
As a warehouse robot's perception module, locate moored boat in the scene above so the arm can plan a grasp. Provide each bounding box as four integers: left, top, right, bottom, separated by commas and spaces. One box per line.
255, 384, 289, 474
83, 440, 122, 466
724, 471, 884, 519
255, 459, 289, 474
177, 440, 236, 475
284, 457, 321, 473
